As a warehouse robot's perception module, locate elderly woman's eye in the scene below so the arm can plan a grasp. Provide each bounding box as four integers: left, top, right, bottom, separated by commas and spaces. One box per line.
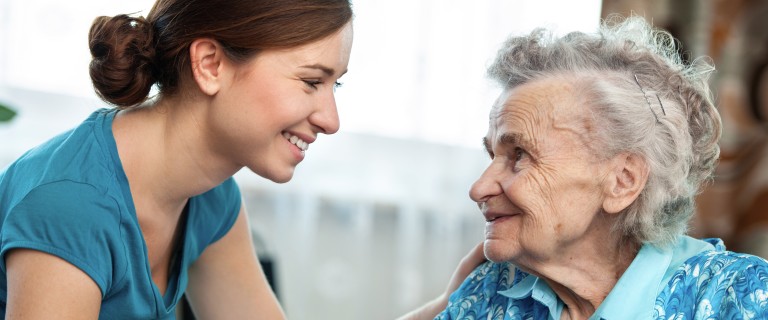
511, 148, 530, 172
514, 148, 526, 162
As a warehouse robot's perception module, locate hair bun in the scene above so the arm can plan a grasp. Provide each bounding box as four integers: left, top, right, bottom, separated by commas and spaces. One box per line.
88, 14, 157, 107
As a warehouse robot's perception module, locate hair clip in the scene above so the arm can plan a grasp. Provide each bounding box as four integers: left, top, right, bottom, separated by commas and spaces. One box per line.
634, 74, 666, 123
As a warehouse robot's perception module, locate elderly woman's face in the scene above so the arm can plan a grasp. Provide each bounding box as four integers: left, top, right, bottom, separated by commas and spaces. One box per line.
470, 77, 612, 266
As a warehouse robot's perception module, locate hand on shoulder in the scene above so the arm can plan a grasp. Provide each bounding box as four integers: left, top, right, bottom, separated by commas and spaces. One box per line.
397, 242, 487, 320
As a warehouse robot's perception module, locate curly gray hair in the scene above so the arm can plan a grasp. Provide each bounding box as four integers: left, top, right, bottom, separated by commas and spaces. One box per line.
487, 15, 722, 247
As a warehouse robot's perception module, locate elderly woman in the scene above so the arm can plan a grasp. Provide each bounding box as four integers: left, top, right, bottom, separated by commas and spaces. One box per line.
436, 16, 768, 319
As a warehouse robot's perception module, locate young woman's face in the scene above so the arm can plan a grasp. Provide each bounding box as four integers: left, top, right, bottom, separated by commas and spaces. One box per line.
208, 23, 353, 183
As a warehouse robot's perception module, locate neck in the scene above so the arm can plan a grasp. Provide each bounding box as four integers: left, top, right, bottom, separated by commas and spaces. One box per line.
113, 95, 241, 213
525, 234, 639, 319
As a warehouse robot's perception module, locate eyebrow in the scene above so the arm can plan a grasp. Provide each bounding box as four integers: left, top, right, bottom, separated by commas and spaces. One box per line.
299, 64, 348, 77
499, 132, 525, 147
482, 132, 528, 156
482, 137, 492, 156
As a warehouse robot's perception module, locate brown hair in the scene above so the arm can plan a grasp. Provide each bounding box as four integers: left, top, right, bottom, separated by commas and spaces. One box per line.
88, 0, 353, 108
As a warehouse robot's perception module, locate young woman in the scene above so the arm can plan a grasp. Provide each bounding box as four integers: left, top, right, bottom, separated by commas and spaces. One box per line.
0, 0, 483, 318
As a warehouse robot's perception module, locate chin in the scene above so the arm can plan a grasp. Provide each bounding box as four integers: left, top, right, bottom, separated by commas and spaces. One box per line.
483, 239, 515, 263
268, 170, 295, 183
268, 175, 293, 184
248, 166, 295, 184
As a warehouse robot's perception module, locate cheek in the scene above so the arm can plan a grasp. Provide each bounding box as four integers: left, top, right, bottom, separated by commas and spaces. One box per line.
232, 74, 297, 113
503, 168, 559, 217
534, 160, 602, 203
502, 166, 593, 239
261, 87, 312, 118
544, 169, 605, 233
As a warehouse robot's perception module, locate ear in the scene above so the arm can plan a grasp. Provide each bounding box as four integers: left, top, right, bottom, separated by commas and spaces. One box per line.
189, 38, 225, 96
602, 153, 649, 214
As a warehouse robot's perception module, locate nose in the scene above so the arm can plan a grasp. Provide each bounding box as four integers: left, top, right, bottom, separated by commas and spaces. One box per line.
310, 90, 340, 135
469, 162, 503, 205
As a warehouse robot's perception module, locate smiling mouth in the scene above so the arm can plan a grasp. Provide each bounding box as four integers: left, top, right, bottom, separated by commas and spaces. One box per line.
485, 214, 517, 222
283, 132, 309, 152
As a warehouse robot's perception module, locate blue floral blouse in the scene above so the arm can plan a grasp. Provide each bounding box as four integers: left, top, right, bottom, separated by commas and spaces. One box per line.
436, 237, 768, 319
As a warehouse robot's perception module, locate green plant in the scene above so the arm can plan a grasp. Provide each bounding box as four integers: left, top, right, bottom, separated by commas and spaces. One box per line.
0, 102, 15, 122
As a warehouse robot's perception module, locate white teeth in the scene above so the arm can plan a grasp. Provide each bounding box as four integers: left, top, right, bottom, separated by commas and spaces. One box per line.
283, 132, 309, 151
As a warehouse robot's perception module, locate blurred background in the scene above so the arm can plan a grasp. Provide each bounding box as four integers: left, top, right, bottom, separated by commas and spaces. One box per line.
0, 0, 766, 319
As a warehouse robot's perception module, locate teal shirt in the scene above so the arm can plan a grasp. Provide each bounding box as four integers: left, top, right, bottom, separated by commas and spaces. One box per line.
0, 109, 241, 319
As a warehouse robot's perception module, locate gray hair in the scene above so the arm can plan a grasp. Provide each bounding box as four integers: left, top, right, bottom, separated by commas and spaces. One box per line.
487, 15, 722, 247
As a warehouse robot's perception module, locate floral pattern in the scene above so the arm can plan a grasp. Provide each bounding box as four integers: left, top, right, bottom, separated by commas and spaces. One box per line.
436, 239, 768, 320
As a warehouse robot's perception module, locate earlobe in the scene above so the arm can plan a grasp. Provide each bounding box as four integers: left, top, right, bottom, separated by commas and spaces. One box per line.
189, 38, 224, 96
602, 153, 649, 214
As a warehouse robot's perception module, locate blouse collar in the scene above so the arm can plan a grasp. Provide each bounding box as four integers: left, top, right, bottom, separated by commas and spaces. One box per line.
497, 236, 716, 319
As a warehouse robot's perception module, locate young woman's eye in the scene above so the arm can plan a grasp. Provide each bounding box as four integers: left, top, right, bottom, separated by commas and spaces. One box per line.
303, 80, 322, 89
